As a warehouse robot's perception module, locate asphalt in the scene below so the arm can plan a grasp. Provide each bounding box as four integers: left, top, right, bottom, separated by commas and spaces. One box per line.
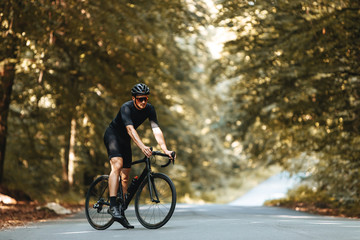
1, 204, 359, 240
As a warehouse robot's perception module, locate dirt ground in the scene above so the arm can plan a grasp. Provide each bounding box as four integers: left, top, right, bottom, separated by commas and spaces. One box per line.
0, 202, 83, 230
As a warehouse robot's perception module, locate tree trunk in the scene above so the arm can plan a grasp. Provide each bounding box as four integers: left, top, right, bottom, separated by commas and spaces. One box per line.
60, 116, 72, 190
60, 147, 69, 185
61, 114, 77, 190
68, 117, 76, 187
0, 60, 15, 184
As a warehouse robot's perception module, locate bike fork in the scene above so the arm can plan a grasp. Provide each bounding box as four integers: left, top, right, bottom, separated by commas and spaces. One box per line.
148, 174, 160, 203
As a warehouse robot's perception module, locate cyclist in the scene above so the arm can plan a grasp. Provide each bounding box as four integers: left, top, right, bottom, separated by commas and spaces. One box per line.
103, 83, 175, 229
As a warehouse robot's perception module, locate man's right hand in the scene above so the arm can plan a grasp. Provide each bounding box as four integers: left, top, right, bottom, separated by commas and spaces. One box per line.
141, 146, 152, 158
126, 125, 152, 158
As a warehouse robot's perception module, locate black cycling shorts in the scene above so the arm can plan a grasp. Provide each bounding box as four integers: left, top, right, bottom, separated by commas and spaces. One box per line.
103, 127, 132, 168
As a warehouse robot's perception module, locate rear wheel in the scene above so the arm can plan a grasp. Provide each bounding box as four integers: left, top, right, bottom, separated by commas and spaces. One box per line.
135, 173, 176, 229
85, 175, 114, 230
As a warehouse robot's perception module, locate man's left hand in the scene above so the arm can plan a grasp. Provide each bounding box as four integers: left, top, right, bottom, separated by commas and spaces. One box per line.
164, 150, 175, 160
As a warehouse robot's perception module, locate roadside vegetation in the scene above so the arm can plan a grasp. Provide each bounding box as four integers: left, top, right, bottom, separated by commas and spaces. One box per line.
265, 185, 360, 218
214, 0, 360, 217
1, 0, 359, 222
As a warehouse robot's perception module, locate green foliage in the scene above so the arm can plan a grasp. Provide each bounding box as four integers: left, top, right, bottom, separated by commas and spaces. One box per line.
3, 0, 359, 209
214, 0, 360, 204
1, 0, 212, 201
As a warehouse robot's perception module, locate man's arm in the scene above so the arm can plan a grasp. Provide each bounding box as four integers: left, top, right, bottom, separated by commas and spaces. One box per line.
126, 125, 152, 157
152, 127, 174, 159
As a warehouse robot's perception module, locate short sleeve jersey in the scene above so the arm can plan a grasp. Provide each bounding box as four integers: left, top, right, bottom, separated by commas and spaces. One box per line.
109, 100, 159, 135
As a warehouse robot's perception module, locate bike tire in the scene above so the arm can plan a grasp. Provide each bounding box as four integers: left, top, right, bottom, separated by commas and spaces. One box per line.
134, 173, 176, 229
85, 175, 115, 230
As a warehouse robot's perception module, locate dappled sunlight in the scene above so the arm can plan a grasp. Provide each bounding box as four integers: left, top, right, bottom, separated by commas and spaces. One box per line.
39, 94, 56, 109
0, 1, 359, 220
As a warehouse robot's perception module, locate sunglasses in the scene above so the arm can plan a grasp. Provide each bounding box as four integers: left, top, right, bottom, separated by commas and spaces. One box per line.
136, 96, 148, 103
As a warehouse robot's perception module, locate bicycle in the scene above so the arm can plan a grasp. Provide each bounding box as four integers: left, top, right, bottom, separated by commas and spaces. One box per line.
85, 149, 176, 230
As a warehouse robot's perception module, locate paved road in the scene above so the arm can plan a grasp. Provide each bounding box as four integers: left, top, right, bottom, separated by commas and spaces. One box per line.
230, 171, 303, 206
1, 204, 359, 240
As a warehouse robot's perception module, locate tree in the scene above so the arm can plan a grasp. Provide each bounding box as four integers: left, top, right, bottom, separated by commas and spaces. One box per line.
0, 1, 44, 184
2, 0, 214, 201
0, 51, 15, 184
215, 0, 360, 203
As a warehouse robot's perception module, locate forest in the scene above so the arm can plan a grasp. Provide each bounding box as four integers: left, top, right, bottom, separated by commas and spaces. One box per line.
1, 0, 359, 216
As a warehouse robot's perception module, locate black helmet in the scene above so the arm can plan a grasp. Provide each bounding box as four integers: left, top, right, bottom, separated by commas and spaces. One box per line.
131, 83, 150, 96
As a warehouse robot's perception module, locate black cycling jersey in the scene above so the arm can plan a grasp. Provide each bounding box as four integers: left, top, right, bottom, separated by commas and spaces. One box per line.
109, 100, 159, 134
104, 100, 160, 167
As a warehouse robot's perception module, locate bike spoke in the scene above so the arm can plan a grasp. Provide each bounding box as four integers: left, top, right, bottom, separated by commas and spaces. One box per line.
135, 173, 176, 228
85, 176, 114, 230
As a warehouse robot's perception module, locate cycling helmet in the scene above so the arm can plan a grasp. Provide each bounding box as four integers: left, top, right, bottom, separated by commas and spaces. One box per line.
131, 83, 150, 96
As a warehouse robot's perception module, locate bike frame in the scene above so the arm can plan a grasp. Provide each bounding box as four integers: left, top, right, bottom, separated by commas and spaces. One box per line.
118, 156, 152, 209
119, 151, 174, 210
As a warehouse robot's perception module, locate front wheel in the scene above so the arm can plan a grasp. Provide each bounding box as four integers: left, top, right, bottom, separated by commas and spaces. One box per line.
85, 175, 114, 230
135, 173, 176, 229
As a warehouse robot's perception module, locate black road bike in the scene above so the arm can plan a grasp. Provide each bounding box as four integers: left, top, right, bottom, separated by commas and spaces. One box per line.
85, 150, 176, 230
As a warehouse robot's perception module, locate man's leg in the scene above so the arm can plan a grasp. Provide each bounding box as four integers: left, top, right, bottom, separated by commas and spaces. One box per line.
120, 168, 131, 197
119, 168, 134, 228
109, 157, 123, 197
108, 157, 134, 229
108, 157, 123, 219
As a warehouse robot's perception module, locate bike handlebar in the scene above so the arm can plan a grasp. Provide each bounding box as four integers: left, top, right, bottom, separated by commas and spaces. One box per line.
152, 151, 176, 168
